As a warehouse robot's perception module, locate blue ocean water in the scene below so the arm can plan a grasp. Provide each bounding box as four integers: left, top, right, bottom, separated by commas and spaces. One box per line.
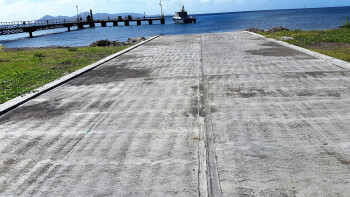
1, 6, 350, 48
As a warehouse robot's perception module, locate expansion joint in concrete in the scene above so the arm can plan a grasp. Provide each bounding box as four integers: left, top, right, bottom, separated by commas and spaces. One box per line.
199, 36, 222, 197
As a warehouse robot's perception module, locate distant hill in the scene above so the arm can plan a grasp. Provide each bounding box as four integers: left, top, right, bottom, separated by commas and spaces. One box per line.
38, 12, 159, 20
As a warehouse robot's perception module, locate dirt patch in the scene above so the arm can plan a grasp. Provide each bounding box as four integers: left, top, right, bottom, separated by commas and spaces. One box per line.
304, 71, 327, 78
245, 41, 315, 59
3, 158, 16, 166
326, 91, 341, 97
225, 87, 267, 98
0, 100, 78, 123
239, 91, 257, 98
142, 42, 171, 47
67, 65, 150, 86
191, 99, 205, 117
325, 150, 350, 165
210, 106, 217, 113
297, 91, 314, 97
115, 54, 140, 60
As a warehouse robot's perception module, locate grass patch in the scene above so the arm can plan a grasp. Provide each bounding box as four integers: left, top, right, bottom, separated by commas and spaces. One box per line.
0, 45, 129, 104
259, 28, 350, 62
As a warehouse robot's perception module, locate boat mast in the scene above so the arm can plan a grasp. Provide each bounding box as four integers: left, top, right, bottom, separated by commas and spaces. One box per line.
159, 0, 164, 18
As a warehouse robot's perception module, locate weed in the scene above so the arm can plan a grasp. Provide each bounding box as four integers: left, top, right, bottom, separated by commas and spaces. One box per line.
344, 17, 350, 29
67, 47, 78, 51
33, 52, 45, 58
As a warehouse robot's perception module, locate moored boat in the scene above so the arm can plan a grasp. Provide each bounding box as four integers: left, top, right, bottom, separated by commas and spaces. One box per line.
172, 5, 196, 24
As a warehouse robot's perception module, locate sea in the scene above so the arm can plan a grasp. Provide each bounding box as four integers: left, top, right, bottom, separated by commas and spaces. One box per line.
1, 6, 349, 48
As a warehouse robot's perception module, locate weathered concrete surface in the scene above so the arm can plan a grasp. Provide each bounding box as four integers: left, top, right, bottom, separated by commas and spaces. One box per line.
201, 32, 350, 196
0, 36, 202, 196
1, 31, 350, 196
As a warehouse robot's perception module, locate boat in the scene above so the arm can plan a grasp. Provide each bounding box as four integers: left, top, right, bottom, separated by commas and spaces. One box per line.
172, 5, 196, 24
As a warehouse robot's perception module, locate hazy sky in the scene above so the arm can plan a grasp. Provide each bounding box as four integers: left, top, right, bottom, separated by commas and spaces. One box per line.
0, 0, 349, 21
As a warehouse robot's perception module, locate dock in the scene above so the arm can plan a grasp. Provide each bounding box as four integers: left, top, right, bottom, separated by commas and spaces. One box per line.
0, 17, 165, 38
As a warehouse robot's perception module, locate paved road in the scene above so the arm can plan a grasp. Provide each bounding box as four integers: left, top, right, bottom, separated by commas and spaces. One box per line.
1, 31, 350, 196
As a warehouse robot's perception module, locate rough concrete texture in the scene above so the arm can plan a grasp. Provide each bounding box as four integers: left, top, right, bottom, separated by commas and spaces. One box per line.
1, 31, 350, 196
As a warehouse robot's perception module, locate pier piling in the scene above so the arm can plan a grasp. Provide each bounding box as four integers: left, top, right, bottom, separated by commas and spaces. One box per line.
77, 23, 84, 29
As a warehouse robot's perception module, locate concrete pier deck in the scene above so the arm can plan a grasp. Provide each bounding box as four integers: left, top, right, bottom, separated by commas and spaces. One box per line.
1, 31, 350, 196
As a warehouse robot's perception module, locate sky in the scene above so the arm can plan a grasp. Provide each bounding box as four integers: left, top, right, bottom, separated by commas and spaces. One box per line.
0, 0, 349, 21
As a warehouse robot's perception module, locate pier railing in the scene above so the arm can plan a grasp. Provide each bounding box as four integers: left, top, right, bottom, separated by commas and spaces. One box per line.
0, 16, 165, 37
0, 19, 86, 29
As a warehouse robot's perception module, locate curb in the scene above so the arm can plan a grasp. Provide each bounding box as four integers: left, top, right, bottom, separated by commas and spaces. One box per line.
0, 35, 159, 116
244, 31, 350, 70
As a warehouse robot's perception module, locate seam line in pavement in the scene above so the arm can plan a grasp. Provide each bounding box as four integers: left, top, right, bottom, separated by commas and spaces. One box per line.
0, 35, 159, 116
200, 35, 222, 197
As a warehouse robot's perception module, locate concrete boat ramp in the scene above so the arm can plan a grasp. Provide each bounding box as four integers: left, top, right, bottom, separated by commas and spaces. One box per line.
1, 31, 350, 196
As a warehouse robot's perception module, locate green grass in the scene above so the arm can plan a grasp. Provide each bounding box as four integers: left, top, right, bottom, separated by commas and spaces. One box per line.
259, 28, 350, 62
0, 46, 128, 104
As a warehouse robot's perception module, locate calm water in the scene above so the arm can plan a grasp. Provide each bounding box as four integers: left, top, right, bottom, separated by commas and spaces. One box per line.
1, 6, 350, 48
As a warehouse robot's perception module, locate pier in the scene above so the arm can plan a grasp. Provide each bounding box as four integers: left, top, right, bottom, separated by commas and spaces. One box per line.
0, 16, 165, 38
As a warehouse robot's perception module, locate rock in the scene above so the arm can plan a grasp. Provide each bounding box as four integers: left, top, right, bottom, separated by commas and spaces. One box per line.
111, 41, 125, 47
89, 39, 112, 47
245, 28, 264, 33
266, 26, 290, 33
89, 37, 146, 47
126, 37, 146, 45
281, 36, 293, 41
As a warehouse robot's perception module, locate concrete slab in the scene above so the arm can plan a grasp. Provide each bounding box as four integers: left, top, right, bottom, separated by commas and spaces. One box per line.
0, 35, 202, 196
1, 31, 350, 196
201, 32, 350, 196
